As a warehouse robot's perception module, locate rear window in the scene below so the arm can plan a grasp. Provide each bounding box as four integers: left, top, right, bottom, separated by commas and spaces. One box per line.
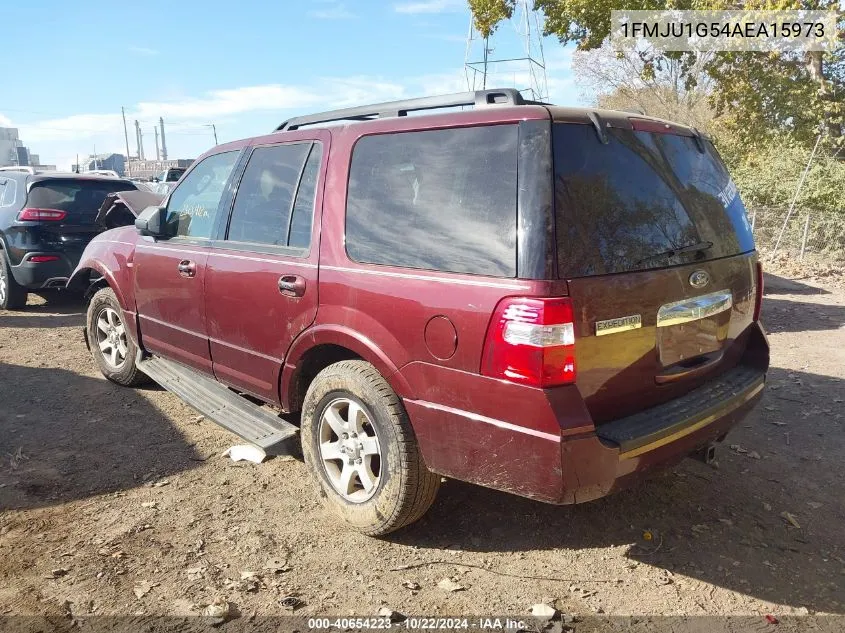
27, 179, 136, 221
553, 123, 754, 277
346, 125, 518, 277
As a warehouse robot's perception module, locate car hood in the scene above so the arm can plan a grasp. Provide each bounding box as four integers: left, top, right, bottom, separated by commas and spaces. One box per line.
96, 190, 165, 228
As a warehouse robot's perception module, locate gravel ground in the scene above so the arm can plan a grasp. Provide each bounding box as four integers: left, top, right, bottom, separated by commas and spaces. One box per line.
1, 275, 844, 631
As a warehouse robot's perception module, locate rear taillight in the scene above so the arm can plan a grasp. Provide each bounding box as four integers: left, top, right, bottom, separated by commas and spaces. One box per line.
28, 255, 60, 263
18, 208, 67, 221
481, 297, 576, 387
753, 261, 764, 322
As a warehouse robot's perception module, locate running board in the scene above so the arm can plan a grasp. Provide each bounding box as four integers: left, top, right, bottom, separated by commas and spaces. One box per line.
137, 355, 298, 451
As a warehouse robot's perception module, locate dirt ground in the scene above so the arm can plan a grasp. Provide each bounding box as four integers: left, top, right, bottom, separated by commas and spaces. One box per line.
1, 274, 844, 631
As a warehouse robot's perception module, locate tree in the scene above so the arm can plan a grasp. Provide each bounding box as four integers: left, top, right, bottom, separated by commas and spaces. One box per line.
467, 0, 516, 38
468, 0, 845, 146
572, 43, 716, 131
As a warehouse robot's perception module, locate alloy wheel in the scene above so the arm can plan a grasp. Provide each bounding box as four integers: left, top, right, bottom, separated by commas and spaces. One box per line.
317, 397, 382, 503
0, 264, 6, 306
96, 307, 128, 369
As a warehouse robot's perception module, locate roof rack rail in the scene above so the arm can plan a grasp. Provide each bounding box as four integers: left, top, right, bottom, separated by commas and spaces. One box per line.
0, 166, 37, 175
276, 88, 531, 131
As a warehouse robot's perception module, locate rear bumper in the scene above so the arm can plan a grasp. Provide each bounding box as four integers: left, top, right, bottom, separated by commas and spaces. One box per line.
10, 252, 78, 289
595, 364, 764, 458
558, 368, 764, 504
402, 323, 769, 505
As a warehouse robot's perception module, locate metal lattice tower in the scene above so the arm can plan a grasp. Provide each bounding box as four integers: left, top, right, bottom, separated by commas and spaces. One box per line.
464, 0, 549, 103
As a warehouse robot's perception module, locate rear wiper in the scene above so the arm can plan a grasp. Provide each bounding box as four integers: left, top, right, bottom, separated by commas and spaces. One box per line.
635, 241, 713, 266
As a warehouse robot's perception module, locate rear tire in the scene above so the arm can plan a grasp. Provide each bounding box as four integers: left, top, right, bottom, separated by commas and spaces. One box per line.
301, 360, 440, 536
0, 250, 28, 310
86, 287, 149, 387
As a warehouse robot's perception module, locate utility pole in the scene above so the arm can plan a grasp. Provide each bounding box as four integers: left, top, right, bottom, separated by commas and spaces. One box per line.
206, 123, 218, 145
121, 107, 132, 177
464, 0, 549, 102
134, 120, 142, 161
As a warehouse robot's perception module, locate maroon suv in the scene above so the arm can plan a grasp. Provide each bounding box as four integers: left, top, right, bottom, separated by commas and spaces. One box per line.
69, 89, 768, 535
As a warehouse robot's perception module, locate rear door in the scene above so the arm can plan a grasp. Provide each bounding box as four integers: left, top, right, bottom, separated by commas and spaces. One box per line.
133, 150, 241, 374
552, 121, 758, 422
204, 136, 326, 403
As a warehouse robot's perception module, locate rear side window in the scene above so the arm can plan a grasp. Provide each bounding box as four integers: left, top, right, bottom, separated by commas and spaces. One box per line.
26, 179, 137, 221
227, 143, 311, 246
0, 178, 15, 207
553, 123, 754, 277
289, 144, 322, 249
346, 125, 518, 277
166, 169, 184, 182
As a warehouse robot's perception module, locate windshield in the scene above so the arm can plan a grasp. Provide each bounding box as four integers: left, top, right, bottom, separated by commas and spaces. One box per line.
553, 123, 754, 278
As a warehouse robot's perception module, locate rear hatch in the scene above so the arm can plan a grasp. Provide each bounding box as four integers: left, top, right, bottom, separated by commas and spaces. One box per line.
552, 119, 758, 423
25, 178, 137, 258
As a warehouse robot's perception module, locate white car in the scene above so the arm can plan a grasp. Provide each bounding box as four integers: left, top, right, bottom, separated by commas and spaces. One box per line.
148, 167, 187, 195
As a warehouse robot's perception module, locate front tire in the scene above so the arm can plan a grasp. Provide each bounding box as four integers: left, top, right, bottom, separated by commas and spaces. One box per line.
0, 250, 28, 310
86, 287, 148, 387
301, 360, 440, 536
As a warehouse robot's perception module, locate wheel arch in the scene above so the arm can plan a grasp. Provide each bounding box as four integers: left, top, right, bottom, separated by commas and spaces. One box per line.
282, 326, 412, 414
72, 261, 141, 350
67, 262, 129, 309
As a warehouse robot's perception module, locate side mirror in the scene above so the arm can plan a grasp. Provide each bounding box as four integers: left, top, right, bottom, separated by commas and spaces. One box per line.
135, 206, 168, 238
151, 177, 161, 183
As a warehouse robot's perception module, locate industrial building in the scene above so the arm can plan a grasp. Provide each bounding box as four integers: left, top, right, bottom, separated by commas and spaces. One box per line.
73, 153, 127, 176
0, 127, 56, 171
126, 158, 193, 180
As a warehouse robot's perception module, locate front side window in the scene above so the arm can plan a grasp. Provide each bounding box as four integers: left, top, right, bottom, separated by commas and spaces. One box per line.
166, 151, 239, 239
227, 143, 311, 246
345, 125, 518, 277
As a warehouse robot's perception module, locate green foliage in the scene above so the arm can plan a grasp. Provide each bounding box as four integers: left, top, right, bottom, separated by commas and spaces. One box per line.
467, 0, 845, 145
723, 137, 845, 216
467, 0, 515, 38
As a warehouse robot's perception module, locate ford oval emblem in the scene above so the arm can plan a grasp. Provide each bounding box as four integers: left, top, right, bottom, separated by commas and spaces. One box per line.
689, 270, 710, 289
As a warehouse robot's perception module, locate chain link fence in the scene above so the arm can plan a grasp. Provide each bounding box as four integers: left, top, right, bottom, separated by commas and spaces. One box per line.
749, 204, 845, 261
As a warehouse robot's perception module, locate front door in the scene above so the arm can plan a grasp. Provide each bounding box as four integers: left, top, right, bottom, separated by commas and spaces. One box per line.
133, 149, 241, 373
205, 137, 326, 403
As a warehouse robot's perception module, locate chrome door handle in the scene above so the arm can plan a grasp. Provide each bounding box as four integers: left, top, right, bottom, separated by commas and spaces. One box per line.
177, 260, 196, 278
656, 290, 732, 327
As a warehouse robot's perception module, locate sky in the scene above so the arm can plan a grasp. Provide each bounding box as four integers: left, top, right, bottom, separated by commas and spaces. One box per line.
0, 0, 578, 170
